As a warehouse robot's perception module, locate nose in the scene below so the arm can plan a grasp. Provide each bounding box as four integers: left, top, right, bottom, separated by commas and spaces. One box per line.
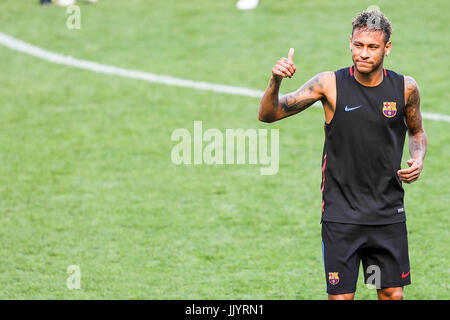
360, 47, 369, 59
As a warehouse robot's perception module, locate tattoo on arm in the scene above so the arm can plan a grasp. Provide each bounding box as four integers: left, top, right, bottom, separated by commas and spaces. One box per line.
269, 78, 282, 108
268, 78, 274, 89
405, 76, 428, 160
281, 98, 317, 113
405, 78, 420, 131
279, 74, 323, 115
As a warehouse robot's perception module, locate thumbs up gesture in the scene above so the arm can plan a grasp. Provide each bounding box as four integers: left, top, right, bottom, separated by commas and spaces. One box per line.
272, 48, 296, 80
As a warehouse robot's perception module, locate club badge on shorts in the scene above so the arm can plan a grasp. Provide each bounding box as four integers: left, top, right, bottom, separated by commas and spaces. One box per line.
329, 272, 339, 285
382, 102, 397, 118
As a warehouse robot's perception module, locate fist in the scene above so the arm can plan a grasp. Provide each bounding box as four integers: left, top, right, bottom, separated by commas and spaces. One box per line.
272, 48, 296, 80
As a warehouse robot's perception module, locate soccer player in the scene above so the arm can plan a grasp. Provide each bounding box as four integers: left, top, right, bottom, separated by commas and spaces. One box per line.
258, 10, 428, 300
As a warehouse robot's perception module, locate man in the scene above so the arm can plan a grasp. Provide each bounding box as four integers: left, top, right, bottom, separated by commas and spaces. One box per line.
258, 10, 428, 300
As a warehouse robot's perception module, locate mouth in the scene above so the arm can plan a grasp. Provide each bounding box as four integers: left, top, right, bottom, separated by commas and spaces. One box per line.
357, 61, 372, 66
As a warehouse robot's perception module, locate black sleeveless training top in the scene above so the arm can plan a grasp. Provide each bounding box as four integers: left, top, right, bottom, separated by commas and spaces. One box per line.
321, 66, 407, 225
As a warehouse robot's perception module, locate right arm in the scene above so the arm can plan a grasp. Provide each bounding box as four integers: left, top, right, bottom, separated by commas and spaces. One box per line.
258, 49, 331, 123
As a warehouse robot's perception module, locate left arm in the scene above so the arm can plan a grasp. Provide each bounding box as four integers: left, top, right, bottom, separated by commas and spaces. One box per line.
397, 76, 428, 184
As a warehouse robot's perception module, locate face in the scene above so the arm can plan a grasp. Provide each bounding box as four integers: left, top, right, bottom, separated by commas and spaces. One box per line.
350, 27, 391, 74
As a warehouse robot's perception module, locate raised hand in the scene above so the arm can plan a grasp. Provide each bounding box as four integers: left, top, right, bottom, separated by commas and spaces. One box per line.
272, 48, 296, 80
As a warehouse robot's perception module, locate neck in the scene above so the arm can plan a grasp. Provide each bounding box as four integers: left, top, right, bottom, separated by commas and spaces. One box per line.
353, 64, 384, 87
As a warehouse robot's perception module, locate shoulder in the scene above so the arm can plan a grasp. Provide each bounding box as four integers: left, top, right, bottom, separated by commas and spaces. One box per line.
403, 75, 420, 105
404, 75, 419, 91
302, 71, 336, 103
299, 71, 335, 95
319, 71, 336, 81
307, 71, 335, 83
314, 71, 335, 89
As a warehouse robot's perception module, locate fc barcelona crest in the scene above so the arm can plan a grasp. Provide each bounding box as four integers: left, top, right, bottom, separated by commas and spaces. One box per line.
329, 272, 339, 285
382, 102, 397, 118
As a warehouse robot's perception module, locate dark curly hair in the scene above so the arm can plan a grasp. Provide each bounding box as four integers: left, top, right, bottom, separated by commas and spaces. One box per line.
352, 10, 393, 43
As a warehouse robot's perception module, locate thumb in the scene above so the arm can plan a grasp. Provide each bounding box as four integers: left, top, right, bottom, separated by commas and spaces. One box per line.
407, 159, 414, 167
288, 48, 295, 61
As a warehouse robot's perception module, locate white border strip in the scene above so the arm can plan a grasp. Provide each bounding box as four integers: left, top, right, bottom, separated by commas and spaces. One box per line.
0, 31, 448, 123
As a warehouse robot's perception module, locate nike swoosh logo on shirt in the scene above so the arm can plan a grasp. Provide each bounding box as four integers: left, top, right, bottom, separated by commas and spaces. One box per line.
401, 271, 410, 279
345, 105, 363, 112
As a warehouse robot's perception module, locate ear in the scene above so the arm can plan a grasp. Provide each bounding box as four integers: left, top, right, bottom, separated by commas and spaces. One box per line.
384, 40, 392, 56
349, 35, 353, 51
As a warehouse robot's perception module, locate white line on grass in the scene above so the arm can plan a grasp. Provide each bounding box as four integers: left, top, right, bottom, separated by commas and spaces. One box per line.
0, 31, 448, 123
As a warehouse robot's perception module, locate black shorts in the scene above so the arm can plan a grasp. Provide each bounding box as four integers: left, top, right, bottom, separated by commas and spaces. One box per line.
321, 221, 411, 295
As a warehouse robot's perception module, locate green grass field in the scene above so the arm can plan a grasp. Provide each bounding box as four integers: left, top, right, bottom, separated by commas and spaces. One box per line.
0, 0, 448, 299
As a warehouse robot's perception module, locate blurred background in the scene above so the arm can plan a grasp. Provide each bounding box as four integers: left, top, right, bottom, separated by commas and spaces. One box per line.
0, 0, 448, 299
